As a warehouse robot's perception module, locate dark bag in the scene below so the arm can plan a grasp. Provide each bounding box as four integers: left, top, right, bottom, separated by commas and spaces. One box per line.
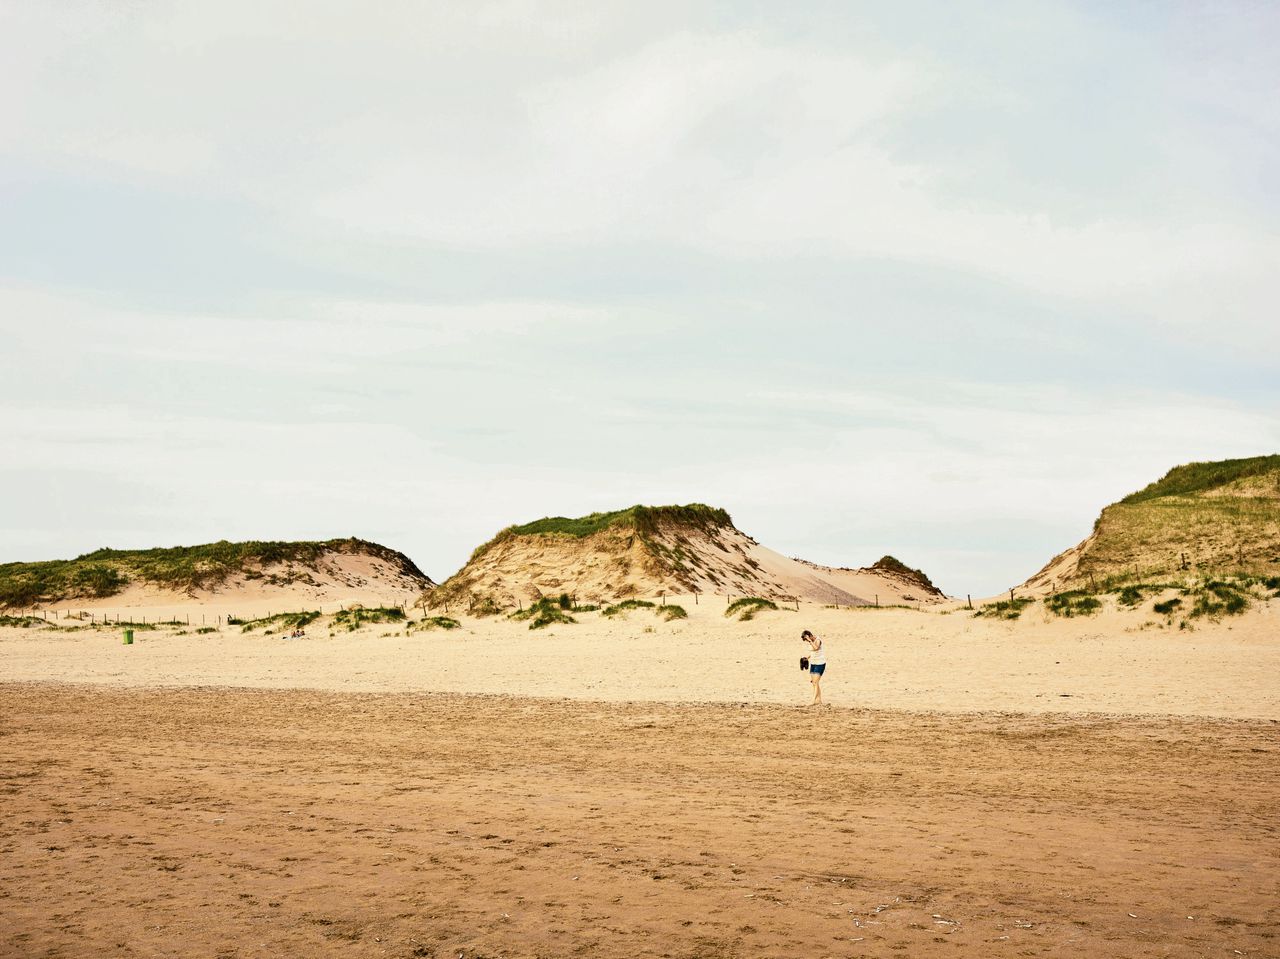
800, 656, 809, 671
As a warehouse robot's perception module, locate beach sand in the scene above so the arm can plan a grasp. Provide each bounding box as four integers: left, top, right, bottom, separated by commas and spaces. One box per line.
3, 598, 1278, 719
2, 599, 1278, 957
2, 684, 1277, 958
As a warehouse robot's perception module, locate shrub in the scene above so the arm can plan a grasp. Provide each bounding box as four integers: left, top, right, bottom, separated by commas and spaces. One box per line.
725, 597, 778, 621
656, 604, 687, 621
1045, 591, 1102, 618
603, 599, 656, 618
418, 616, 460, 630
973, 597, 1035, 620
238, 610, 321, 633
512, 597, 578, 630
331, 606, 406, 631
1152, 598, 1182, 616
195, 626, 217, 634
530, 607, 576, 630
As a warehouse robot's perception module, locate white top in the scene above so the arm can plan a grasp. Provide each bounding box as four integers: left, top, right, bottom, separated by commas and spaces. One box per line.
808, 636, 826, 666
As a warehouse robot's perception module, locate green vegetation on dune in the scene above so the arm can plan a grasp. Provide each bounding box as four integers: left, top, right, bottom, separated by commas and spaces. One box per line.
508, 504, 732, 539
235, 610, 322, 634
869, 555, 940, 593
1045, 591, 1102, 618
1059, 455, 1280, 588
725, 597, 778, 621
973, 597, 1035, 620
1120, 455, 1280, 505
331, 606, 407, 632
467, 504, 732, 564
413, 616, 461, 631
0, 537, 426, 608
602, 599, 656, 618
510, 597, 577, 630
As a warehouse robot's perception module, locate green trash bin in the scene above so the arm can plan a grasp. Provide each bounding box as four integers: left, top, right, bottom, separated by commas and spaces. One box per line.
123, 629, 134, 645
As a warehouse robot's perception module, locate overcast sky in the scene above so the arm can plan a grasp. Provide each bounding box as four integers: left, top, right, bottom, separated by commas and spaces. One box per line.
3, 1, 1278, 596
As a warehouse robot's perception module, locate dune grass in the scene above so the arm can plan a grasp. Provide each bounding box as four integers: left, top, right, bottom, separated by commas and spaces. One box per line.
1120, 454, 1280, 504
973, 597, 1035, 620
656, 604, 687, 621
0, 537, 424, 608
414, 616, 461, 631
510, 597, 578, 630
234, 610, 322, 633
725, 597, 778, 621
603, 599, 656, 618
1045, 591, 1102, 618
331, 606, 407, 632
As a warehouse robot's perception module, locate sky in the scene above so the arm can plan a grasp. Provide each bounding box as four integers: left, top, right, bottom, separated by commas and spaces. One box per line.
2, 0, 1278, 596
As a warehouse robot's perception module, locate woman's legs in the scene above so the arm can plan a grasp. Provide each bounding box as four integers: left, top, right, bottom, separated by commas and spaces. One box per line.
811, 671, 822, 705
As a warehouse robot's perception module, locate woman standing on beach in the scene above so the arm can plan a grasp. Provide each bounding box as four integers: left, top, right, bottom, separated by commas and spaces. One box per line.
802, 630, 826, 705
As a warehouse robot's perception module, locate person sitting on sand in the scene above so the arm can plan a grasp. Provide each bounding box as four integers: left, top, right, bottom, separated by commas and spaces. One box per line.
802, 630, 826, 705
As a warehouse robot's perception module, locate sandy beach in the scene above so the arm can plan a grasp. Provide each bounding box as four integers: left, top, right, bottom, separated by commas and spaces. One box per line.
2, 684, 1277, 959
3, 599, 1278, 719
4, 600, 1279, 957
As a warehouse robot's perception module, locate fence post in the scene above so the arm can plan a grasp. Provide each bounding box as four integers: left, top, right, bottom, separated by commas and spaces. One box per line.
966, 594, 972, 610
1009, 589, 1015, 603
875, 594, 878, 608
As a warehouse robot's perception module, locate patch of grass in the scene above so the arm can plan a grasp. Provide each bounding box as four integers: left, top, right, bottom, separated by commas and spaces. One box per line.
725, 597, 778, 621
572, 604, 600, 613
0, 537, 426, 607
603, 599, 656, 618
1152, 597, 1183, 616
416, 616, 461, 630
869, 555, 939, 593
331, 606, 407, 632
656, 604, 687, 621
1045, 591, 1102, 617
1113, 583, 1176, 607
1186, 579, 1251, 620
507, 504, 731, 540
973, 597, 1036, 620
0, 614, 45, 628
1263, 576, 1280, 596
1120, 454, 1280, 505
511, 597, 579, 630
194, 626, 218, 634
237, 610, 322, 633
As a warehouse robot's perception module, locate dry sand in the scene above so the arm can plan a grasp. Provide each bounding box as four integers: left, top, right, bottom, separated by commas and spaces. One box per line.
3, 598, 1278, 718
2, 685, 1277, 958
3, 598, 1278, 957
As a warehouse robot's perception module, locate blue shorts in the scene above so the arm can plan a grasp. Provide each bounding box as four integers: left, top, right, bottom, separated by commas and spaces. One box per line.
809, 663, 826, 676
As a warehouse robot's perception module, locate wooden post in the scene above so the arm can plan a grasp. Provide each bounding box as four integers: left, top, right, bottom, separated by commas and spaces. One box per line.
966, 594, 973, 610
694, 590, 699, 605
874, 594, 879, 607
661, 593, 666, 606
1009, 589, 1015, 603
